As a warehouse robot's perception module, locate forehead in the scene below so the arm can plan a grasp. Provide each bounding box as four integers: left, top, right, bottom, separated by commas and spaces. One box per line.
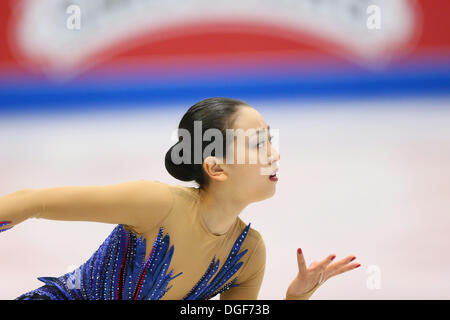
232, 106, 267, 131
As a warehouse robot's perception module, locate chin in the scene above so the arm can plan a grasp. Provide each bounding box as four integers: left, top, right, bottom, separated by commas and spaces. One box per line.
258, 184, 277, 202
268, 184, 277, 197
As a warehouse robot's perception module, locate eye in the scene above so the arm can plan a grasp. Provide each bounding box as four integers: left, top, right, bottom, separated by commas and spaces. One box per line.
257, 135, 273, 148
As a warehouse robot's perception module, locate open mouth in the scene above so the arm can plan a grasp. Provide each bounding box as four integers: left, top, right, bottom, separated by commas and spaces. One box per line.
269, 170, 278, 181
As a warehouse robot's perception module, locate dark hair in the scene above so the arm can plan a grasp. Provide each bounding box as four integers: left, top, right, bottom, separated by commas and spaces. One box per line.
165, 97, 249, 190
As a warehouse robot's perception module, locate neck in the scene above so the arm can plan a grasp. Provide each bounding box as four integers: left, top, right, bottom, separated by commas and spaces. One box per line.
197, 184, 248, 236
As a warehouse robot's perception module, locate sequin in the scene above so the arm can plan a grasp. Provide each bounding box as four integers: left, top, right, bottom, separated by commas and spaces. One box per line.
0, 221, 12, 227
15, 222, 252, 300
0, 227, 12, 233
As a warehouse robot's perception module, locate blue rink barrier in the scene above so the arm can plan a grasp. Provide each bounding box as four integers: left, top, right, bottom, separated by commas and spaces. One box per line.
0, 58, 449, 114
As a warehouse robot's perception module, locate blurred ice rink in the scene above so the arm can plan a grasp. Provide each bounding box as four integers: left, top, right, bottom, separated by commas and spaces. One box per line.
1, 96, 449, 299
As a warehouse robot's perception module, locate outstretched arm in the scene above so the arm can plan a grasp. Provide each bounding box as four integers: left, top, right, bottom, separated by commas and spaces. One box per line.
0, 189, 36, 232
0, 180, 174, 235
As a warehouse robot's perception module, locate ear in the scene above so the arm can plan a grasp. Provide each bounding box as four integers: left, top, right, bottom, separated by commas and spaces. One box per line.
203, 156, 227, 182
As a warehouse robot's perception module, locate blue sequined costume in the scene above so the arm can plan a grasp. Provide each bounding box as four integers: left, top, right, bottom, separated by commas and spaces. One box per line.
15, 222, 251, 300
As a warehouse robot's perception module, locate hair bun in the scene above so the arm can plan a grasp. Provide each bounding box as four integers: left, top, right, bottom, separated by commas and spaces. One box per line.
164, 143, 195, 182
164, 97, 247, 188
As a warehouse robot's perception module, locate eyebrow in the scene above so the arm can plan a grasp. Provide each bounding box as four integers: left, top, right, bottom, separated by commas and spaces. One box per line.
252, 125, 270, 138
256, 125, 270, 133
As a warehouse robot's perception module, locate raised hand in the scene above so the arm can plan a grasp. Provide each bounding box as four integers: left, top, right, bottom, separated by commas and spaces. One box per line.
286, 248, 361, 297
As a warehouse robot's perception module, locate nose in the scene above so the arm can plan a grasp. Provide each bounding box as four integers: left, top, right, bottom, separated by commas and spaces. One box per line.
270, 146, 280, 163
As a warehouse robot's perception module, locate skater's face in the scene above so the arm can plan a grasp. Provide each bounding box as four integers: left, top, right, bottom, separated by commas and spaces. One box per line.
224, 106, 280, 202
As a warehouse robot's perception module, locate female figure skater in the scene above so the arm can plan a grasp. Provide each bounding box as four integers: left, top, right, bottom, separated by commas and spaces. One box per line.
1, 97, 360, 300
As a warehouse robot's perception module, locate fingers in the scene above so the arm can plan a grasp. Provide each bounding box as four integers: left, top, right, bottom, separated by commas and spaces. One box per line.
327, 256, 356, 272
324, 256, 361, 280
332, 262, 361, 277
297, 250, 362, 283
296, 248, 307, 273
311, 253, 336, 272
334, 255, 356, 268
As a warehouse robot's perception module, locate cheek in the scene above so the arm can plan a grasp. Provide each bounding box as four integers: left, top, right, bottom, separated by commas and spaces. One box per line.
232, 136, 261, 162
229, 164, 260, 184
241, 165, 266, 183
231, 164, 250, 177
229, 144, 266, 177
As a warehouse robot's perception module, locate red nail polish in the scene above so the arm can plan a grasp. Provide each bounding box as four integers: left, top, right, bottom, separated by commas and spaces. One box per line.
331, 255, 336, 261
298, 248, 302, 254
350, 257, 356, 262
355, 264, 361, 268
